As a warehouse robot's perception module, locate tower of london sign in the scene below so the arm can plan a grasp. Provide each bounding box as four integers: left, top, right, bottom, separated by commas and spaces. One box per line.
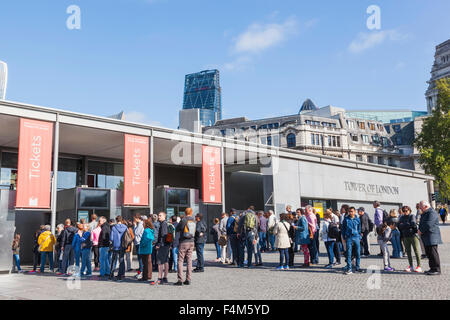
344, 181, 399, 195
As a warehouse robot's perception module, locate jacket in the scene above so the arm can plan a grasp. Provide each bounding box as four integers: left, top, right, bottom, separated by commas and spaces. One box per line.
210, 224, 221, 243
359, 213, 372, 233
419, 208, 442, 246
295, 216, 311, 245
398, 214, 418, 238
98, 223, 111, 248
374, 208, 384, 227
71, 232, 82, 252
153, 221, 160, 245
61, 226, 77, 248
37, 231, 56, 252
157, 220, 169, 247
219, 216, 228, 235
138, 228, 155, 255
133, 221, 144, 245
110, 223, 128, 250
274, 221, 291, 249
342, 216, 361, 240
195, 220, 207, 244
91, 226, 101, 246
306, 213, 317, 234
80, 231, 92, 250
237, 210, 259, 238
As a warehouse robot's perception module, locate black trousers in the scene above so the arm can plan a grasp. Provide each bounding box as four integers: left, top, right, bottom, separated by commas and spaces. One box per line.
360, 231, 370, 255
288, 243, 295, 266
92, 246, 99, 268
424, 245, 441, 272
32, 248, 41, 271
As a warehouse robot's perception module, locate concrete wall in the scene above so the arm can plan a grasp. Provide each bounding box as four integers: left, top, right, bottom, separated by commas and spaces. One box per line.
225, 171, 264, 212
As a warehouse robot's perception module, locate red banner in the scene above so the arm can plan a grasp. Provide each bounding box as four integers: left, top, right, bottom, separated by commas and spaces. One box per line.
202, 145, 222, 204
124, 134, 149, 206
16, 118, 54, 209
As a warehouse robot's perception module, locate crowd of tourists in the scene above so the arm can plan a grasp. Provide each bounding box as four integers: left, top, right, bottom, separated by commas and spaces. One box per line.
10, 199, 445, 284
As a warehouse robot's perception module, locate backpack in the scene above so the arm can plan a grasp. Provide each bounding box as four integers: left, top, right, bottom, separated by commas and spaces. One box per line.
233, 216, 240, 233
183, 218, 196, 239
121, 228, 133, 250
244, 212, 256, 231
166, 223, 175, 243
382, 209, 389, 223
226, 216, 235, 235
327, 222, 340, 239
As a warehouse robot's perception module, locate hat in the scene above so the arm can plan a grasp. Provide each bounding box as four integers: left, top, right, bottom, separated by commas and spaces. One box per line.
358, 207, 365, 212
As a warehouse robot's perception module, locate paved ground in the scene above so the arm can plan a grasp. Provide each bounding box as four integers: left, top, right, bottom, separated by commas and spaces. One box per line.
1, 227, 450, 300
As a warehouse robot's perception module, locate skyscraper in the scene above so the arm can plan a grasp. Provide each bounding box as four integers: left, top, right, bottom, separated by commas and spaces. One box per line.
0, 61, 7, 100
182, 69, 222, 127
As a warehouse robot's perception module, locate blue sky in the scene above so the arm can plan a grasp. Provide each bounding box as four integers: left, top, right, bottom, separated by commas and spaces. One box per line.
0, 0, 449, 128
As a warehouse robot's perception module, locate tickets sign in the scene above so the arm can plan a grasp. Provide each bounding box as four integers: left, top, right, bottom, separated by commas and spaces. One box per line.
16, 118, 54, 209
123, 134, 149, 206
202, 146, 222, 204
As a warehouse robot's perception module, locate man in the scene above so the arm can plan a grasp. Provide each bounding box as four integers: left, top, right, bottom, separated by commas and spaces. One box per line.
98, 216, 111, 278
257, 211, 267, 253
373, 201, 385, 256
418, 200, 442, 275
109, 215, 128, 281
194, 213, 207, 272
267, 210, 277, 251
237, 208, 259, 268
305, 206, 318, 264
60, 219, 77, 275
219, 212, 231, 263
174, 208, 196, 286
169, 215, 179, 273
133, 214, 144, 278
226, 209, 239, 265
37, 225, 56, 273
358, 207, 373, 257
152, 214, 160, 272
342, 207, 363, 274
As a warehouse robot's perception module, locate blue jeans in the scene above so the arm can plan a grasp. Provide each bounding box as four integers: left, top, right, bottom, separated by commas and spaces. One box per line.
99, 247, 110, 276
245, 234, 255, 266
110, 249, 125, 278
308, 232, 319, 264
259, 232, 267, 251
40, 252, 54, 272
61, 245, 74, 274
279, 248, 289, 267
268, 233, 276, 250
325, 241, 335, 265
345, 237, 361, 271
196, 243, 205, 269
214, 242, 221, 259
13, 254, 21, 271
254, 240, 262, 264
172, 247, 179, 271
74, 250, 81, 267
80, 249, 92, 275
390, 228, 403, 258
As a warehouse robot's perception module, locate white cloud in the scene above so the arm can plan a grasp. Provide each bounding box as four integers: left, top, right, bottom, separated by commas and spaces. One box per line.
232, 17, 298, 54
124, 111, 162, 126
348, 29, 408, 54
223, 56, 253, 71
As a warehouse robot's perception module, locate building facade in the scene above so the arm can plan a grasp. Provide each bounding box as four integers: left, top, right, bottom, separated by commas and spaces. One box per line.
182, 69, 222, 127
0, 61, 7, 100
426, 39, 450, 114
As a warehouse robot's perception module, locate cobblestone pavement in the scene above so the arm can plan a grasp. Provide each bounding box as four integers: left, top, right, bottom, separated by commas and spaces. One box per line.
1, 236, 449, 300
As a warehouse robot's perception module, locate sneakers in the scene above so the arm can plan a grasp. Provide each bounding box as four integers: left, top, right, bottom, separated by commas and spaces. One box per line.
325, 264, 333, 269
405, 266, 412, 272
161, 278, 168, 284
276, 266, 284, 270
183, 280, 191, 285
344, 269, 353, 275
384, 267, 395, 272
283, 266, 289, 270
415, 266, 423, 273
174, 281, 183, 286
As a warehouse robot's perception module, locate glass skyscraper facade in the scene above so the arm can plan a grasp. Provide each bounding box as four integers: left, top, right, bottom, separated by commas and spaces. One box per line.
0, 61, 7, 100
182, 69, 222, 127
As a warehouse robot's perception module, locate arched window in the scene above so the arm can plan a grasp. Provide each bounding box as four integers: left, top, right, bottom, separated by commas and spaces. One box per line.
287, 133, 296, 148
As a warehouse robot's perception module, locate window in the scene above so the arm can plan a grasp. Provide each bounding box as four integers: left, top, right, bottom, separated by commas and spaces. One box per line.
332, 136, 337, 147
358, 121, 365, 129
378, 157, 384, 165
350, 134, 358, 142
316, 134, 320, 145
382, 137, 390, 147
362, 135, 369, 144
274, 123, 279, 129
393, 125, 401, 133
384, 126, 390, 134
356, 155, 363, 162
0, 152, 18, 190
287, 133, 296, 148
347, 120, 355, 129
372, 135, 380, 144
369, 123, 375, 130
368, 156, 374, 163
336, 136, 341, 147
267, 136, 272, 146
396, 136, 402, 145
273, 135, 280, 147
311, 133, 315, 145
328, 136, 332, 146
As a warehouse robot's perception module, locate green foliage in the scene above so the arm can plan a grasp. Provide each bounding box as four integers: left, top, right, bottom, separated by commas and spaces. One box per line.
414, 78, 450, 198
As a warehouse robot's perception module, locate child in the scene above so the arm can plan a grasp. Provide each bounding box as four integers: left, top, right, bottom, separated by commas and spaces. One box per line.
377, 222, 396, 271
12, 234, 22, 273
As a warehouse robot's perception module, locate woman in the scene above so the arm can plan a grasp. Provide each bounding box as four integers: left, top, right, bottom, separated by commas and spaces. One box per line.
388, 209, 403, 258
80, 224, 92, 277
138, 219, 155, 282
152, 211, 170, 285
91, 222, 102, 272
439, 205, 448, 224
294, 209, 311, 267
71, 223, 85, 270
54, 224, 64, 274
210, 218, 221, 262
322, 210, 336, 268
273, 213, 291, 270
287, 213, 296, 267
398, 206, 423, 273
125, 220, 135, 272
11, 233, 22, 273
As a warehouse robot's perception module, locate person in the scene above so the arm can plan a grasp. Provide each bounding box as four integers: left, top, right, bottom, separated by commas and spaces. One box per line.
98, 216, 111, 278
60, 219, 77, 275
294, 208, 311, 267
174, 208, 196, 286
169, 215, 179, 273
273, 213, 291, 270
109, 215, 128, 281
358, 207, 373, 257
226, 209, 239, 265
286, 213, 296, 267
88, 214, 98, 232
377, 221, 395, 271
322, 210, 336, 268
152, 214, 160, 272
237, 208, 259, 268
91, 222, 101, 272
332, 209, 343, 263
54, 224, 64, 274
267, 210, 277, 251
373, 201, 385, 256
37, 225, 56, 273
30, 226, 44, 274
138, 218, 155, 282
11, 233, 22, 273
439, 204, 448, 224
416, 203, 427, 259
194, 213, 207, 272
219, 212, 231, 263
305, 206, 318, 264
418, 200, 442, 275
151, 212, 170, 285
398, 205, 423, 273
71, 223, 84, 271
254, 212, 264, 266
256, 211, 267, 253
388, 209, 403, 258
133, 214, 144, 278
80, 224, 93, 277
124, 220, 135, 272
342, 207, 362, 274
210, 218, 221, 262
314, 208, 321, 256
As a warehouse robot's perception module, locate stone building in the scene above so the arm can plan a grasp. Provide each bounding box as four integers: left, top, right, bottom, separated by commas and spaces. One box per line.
426, 39, 450, 114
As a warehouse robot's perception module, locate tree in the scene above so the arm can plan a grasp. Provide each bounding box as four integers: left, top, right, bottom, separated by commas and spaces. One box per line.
414, 78, 450, 199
